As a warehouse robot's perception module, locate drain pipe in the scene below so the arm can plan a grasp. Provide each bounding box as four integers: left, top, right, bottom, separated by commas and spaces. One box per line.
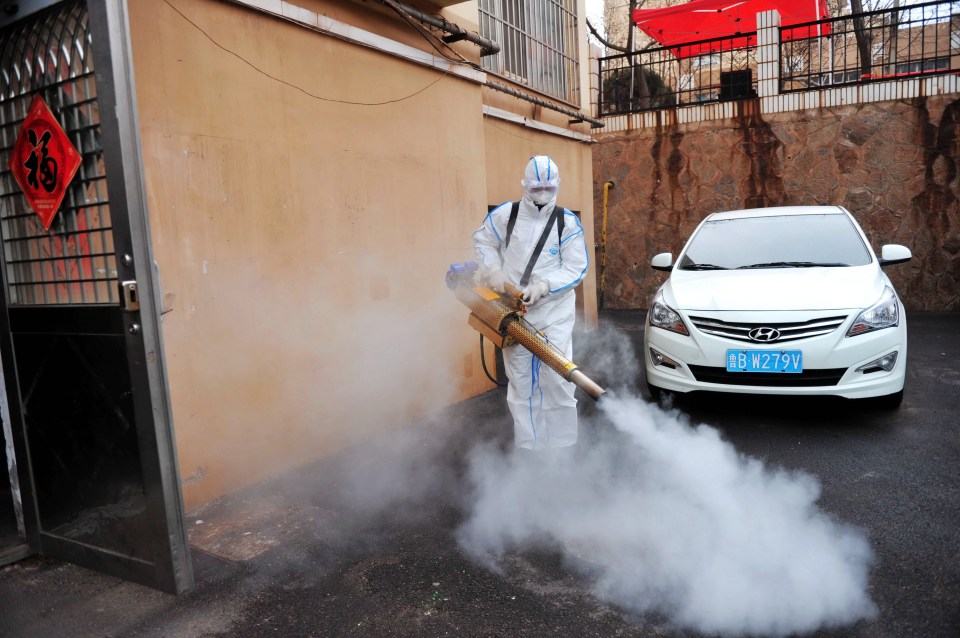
378, 0, 500, 56
599, 180, 615, 309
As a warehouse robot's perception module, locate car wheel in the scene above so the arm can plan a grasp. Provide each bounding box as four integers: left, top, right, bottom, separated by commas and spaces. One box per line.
647, 382, 671, 403
873, 389, 904, 410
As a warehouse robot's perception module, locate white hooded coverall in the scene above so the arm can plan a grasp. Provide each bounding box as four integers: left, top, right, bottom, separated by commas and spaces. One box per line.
471, 156, 589, 449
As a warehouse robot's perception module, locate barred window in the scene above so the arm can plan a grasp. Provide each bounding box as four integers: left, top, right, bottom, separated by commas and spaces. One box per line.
692, 54, 720, 69
478, 0, 580, 105
0, 2, 118, 305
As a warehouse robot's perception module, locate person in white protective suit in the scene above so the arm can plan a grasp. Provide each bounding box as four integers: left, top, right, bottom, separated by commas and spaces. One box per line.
472, 156, 590, 450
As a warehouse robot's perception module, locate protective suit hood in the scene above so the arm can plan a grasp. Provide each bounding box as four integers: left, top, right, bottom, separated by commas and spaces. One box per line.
521, 155, 560, 207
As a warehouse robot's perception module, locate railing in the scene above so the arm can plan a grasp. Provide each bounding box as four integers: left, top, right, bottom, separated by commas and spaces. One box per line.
598, 35, 759, 116
598, 0, 960, 116
781, 0, 959, 91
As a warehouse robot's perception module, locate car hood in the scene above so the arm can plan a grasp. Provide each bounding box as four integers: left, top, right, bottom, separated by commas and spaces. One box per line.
666, 266, 889, 311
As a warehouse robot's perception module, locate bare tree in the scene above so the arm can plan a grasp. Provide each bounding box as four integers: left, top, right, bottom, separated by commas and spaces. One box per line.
848, 0, 875, 77
592, 1, 653, 108
624, 1, 652, 107
886, 0, 901, 76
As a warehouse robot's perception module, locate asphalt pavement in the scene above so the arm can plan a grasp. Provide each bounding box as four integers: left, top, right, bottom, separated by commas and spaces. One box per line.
0, 311, 958, 638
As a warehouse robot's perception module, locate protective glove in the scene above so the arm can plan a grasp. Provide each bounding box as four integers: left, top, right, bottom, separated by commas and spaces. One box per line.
485, 268, 508, 292
521, 280, 549, 306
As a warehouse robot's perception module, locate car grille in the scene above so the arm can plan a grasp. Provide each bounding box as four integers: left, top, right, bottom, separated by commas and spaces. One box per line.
688, 365, 847, 386
688, 315, 848, 344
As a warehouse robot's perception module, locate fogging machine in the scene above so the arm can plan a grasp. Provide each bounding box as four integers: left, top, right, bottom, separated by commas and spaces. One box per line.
446, 261, 605, 401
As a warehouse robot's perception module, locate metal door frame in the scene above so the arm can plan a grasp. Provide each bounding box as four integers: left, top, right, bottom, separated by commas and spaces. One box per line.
0, 0, 192, 593
1, 357, 29, 564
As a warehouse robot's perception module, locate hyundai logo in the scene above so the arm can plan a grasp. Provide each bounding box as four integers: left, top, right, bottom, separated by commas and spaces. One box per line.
748, 327, 781, 342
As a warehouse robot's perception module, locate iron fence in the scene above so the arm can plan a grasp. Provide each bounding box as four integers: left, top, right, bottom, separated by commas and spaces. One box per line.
599, 34, 759, 116
598, 0, 960, 115
781, 0, 959, 91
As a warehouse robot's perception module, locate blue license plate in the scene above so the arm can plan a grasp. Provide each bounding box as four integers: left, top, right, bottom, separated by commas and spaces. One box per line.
726, 349, 803, 373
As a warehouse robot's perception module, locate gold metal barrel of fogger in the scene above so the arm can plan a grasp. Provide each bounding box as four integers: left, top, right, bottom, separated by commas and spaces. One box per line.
454, 283, 606, 401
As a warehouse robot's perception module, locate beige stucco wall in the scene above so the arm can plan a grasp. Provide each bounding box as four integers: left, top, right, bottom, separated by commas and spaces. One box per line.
131, 0, 487, 508
129, 0, 596, 508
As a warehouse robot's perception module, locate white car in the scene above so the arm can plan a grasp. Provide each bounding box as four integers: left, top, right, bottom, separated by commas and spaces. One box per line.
643, 205, 911, 408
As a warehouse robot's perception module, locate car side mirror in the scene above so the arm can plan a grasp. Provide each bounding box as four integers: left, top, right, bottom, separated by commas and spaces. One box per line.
879, 244, 912, 267
651, 252, 673, 272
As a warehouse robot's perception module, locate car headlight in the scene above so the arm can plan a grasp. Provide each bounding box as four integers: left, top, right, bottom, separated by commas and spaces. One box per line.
649, 291, 689, 336
846, 286, 900, 337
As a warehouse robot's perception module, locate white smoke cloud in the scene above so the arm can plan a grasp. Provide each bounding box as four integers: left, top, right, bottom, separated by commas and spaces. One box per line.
456, 392, 877, 637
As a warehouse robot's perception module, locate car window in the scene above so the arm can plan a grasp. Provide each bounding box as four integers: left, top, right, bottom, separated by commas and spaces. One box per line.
677, 214, 872, 270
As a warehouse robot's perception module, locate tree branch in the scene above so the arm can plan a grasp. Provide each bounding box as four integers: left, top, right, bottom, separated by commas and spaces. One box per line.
586, 18, 629, 53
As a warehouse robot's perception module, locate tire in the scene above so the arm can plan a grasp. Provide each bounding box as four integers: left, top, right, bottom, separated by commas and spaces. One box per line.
873, 389, 904, 410
647, 383, 670, 403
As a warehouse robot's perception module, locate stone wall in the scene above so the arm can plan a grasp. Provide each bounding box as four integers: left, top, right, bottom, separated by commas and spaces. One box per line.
592, 95, 960, 312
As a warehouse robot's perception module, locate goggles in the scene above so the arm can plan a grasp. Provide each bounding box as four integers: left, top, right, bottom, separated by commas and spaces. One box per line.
525, 178, 559, 193
529, 184, 557, 194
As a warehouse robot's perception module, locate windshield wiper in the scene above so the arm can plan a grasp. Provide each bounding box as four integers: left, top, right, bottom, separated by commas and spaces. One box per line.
681, 263, 729, 270
737, 261, 849, 269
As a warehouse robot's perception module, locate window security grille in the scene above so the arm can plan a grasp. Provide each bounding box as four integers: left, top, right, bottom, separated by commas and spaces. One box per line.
478, 0, 581, 105
0, 1, 118, 305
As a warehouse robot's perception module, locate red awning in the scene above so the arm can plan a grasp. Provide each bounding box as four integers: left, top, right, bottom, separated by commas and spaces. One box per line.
632, 0, 830, 58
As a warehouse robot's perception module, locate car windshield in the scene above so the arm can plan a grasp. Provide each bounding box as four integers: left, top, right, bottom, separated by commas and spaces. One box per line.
677, 213, 872, 270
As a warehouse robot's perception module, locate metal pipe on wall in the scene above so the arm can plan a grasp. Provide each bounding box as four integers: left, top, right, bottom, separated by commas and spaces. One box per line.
378, 0, 500, 56
485, 79, 605, 128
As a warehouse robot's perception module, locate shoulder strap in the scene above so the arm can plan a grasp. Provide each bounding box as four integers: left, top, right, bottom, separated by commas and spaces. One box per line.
519, 205, 564, 288
557, 207, 565, 247
504, 201, 520, 248
508, 202, 565, 249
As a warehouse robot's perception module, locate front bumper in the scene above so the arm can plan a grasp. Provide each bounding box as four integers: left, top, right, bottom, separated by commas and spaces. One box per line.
643, 312, 907, 399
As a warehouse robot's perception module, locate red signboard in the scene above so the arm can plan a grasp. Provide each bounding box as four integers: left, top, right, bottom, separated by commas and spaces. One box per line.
8, 94, 82, 229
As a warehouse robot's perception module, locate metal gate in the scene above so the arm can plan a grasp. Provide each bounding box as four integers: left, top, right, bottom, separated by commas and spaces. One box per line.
0, 0, 192, 594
